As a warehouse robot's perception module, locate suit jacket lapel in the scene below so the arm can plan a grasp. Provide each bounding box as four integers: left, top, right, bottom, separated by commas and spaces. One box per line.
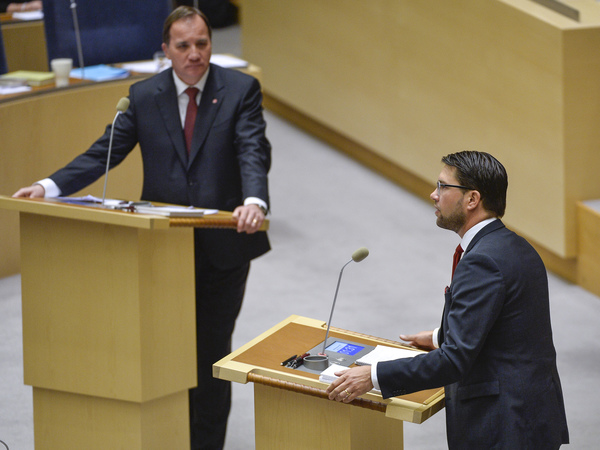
465, 219, 505, 254
442, 220, 504, 345
155, 69, 189, 167
189, 65, 224, 166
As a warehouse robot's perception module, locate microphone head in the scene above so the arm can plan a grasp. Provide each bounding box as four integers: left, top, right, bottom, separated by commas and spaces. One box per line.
116, 97, 130, 113
351, 247, 369, 262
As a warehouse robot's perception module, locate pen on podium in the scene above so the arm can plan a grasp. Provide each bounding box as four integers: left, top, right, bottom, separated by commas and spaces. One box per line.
281, 355, 297, 366
289, 352, 310, 369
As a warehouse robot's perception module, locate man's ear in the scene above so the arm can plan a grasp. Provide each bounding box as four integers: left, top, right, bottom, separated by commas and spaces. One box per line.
465, 190, 481, 211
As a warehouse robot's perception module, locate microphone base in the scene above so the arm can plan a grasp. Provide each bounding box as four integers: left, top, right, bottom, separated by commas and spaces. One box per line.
303, 355, 329, 371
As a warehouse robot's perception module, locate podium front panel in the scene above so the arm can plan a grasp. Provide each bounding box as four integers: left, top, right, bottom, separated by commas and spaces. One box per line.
20, 212, 197, 402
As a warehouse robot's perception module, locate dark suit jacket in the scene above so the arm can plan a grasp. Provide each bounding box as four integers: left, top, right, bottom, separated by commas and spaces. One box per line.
50, 64, 271, 269
378, 220, 568, 449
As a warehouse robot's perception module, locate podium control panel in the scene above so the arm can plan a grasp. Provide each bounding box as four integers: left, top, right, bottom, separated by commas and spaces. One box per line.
298, 337, 375, 374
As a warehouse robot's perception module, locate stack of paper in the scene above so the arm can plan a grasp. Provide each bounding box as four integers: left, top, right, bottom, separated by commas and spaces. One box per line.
11, 11, 44, 21
121, 60, 169, 74
70, 65, 129, 82
319, 363, 381, 394
210, 54, 248, 68
0, 85, 31, 95
134, 205, 218, 217
355, 345, 424, 366
319, 363, 350, 384
1, 70, 54, 86
0, 77, 31, 95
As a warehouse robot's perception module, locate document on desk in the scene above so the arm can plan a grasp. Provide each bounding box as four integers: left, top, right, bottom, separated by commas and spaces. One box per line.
11, 11, 44, 20
355, 345, 425, 366
121, 60, 170, 74
0, 85, 31, 95
56, 196, 218, 217
134, 205, 218, 217
210, 54, 248, 68
318, 346, 424, 394
57, 195, 123, 207
319, 363, 382, 394
70, 65, 129, 82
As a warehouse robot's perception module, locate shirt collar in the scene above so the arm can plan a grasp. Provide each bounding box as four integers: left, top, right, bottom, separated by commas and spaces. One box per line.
461, 217, 497, 252
171, 67, 210, 96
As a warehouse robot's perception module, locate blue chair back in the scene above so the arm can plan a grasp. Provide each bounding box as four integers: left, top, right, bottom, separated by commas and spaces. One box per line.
0, 26, 8, 74
41, 0, 172, 69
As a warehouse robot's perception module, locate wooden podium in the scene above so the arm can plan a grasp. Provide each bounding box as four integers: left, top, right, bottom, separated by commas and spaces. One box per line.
214, 315, 445, 449
0, 196, 267, 449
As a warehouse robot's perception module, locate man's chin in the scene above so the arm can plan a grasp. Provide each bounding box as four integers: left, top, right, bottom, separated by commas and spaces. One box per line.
436, 217, 454, 231
177, 67, 208, 84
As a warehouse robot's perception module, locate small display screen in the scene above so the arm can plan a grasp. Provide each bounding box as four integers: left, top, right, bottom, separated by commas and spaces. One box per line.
325, 341, 365, 356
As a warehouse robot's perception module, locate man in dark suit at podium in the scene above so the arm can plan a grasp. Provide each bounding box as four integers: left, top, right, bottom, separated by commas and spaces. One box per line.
13, 6, 270, 449
326, 151, 569, 449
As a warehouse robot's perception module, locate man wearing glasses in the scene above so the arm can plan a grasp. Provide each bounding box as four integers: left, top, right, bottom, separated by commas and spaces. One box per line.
326, 151, 569, 449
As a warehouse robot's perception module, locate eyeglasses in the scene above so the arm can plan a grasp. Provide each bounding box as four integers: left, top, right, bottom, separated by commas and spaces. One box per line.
436, 181, 473, 196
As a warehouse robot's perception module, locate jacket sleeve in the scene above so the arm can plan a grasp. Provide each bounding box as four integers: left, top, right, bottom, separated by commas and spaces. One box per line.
48, 88, 138, 197
377, 251, 505, 398
233, 76, 271, 205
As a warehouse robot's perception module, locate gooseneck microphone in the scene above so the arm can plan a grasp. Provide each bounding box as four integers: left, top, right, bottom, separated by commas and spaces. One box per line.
69, 0, 85, 78
320, 247, 369, 355
101, 97, 130, 206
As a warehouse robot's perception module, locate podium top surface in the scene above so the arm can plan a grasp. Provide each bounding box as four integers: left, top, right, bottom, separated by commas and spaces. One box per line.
0, 196, 268, 231
214, 315, 445, 424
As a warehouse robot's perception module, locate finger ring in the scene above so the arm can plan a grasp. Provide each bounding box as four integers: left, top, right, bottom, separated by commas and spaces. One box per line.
252, 218, 258, 225
344, 389, 351, 397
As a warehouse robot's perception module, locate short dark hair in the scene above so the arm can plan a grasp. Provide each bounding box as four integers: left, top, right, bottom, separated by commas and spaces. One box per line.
163, 6, 212, 45
441, 151, 508, 217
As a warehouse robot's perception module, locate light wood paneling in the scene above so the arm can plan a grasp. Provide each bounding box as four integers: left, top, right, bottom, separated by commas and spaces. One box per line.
11, 201, 197, 449
241, 0, 600, 266
0, 16, 48, 72
20, 213, 196, 402
254, 383, 404, 450
33, 388, 190, 450
577, 201, 600, 297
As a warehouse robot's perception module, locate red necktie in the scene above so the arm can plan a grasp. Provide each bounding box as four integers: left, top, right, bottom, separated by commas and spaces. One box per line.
184, 87, 199, 153
451, 244, 463, 280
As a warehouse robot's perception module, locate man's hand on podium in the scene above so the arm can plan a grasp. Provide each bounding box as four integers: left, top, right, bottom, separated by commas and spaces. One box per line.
13, 184, 45, 198
399, 330, 436, 351
232, 203, 265, 234
326, 365, 373, 404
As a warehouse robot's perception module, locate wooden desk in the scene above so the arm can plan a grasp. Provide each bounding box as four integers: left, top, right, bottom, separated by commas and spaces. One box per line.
0, 12, 48, 71
241, 0, 600, 282
0, 196, 268, 448
577, 200, 600, 297
214, 315, 444, 449
0, 196, 269, 231
0, 195, 197, 449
